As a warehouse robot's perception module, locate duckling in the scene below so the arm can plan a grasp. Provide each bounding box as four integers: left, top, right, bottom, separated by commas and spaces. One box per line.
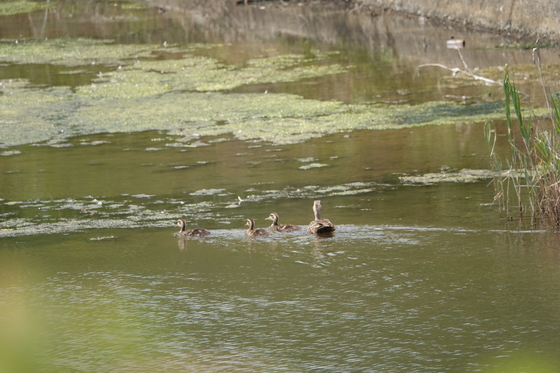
245, 218, 271, 237
175, 219, 211, 237
307, 200, 335, 234
265, 212, 301, 232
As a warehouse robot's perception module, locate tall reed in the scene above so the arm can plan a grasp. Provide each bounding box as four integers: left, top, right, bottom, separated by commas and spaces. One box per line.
486, 63, 560, 227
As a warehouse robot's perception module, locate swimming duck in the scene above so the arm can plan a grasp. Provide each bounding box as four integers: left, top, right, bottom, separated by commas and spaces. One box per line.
265, 212, 301, 232
175, 219, 211, 237
245, 218, 271, 237
307, 200, 335, 234
446, 36, 465, 49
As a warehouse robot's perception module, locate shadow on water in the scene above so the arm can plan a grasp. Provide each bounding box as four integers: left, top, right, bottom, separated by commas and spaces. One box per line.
2, 1, 560, 372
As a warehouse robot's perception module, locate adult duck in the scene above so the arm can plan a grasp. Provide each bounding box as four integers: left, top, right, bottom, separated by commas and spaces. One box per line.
265, 212, 301, 232
175, 218, 211, 237
307, 200, 335, 234
245, 218, 271, 237
446, 36, 465, 49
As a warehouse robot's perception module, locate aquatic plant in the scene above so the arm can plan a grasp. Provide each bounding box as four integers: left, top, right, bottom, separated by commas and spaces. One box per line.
0, 38, 514, 148
486, 61, 560, 227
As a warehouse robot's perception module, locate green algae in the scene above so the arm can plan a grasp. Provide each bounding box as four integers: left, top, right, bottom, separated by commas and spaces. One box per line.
0, 80, 71, 146
0, 38, 346, 90
0, 0, 54, 16
114, 53, 347, 92
0, 77, 522, 147
0, 38, 531, 147
120, 3, 150, 11
0, 38, 158, 66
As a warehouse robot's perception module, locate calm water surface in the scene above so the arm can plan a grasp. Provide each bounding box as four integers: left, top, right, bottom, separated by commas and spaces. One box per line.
1, 1, 560, 372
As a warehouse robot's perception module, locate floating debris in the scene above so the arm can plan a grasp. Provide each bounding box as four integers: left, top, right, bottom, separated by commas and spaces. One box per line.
299, 163, 329, 170
296, 157, 317, 163
400, 169, 496, 184
446, 37, 465, 49
89, 236, 116, 241
190, 189, 227, 196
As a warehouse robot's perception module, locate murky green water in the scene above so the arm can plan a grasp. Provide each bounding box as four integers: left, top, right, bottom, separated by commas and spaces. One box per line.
2, 1, 560, 372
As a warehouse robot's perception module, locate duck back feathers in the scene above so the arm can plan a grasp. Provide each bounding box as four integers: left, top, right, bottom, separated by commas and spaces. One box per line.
265, 212, 301, 232
245, 218, 271, 237
307, 200, 335, 234
175, 219, 211, 237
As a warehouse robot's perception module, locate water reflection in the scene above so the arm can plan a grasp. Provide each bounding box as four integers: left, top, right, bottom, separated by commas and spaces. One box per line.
3, 226, 560, 372
176, 237, 187, 251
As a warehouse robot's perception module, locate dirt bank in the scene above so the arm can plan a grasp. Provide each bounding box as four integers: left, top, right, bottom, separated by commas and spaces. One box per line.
360, 0, 560, 42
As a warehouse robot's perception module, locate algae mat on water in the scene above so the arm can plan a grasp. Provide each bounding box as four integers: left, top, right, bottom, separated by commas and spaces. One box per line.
0, 38, 510, 147
0, 1, 54, 16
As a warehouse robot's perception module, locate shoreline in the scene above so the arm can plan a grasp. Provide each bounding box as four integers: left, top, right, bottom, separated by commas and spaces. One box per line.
354, 0, 559, 43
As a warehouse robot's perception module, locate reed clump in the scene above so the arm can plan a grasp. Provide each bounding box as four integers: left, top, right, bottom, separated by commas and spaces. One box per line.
486, 62, 560, 227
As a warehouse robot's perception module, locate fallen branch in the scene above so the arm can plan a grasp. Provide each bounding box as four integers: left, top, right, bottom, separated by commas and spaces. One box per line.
417, 63, 500, 86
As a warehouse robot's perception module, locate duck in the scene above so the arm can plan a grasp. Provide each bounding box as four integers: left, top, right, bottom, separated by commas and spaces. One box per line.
174, 219, 211, 237
446, 36, 465, 49
307, 200, 335, 234
265, 212, 301, 232
245, 218, 271, 237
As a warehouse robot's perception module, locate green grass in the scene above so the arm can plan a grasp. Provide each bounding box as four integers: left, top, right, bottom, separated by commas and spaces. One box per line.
486, 64, 560, 227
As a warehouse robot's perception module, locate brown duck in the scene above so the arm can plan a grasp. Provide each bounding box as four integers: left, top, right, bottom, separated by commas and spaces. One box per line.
265, 212, 301, 232
175, 218, 211, 237
307, 200, 335, 234
245, 218, 271, 237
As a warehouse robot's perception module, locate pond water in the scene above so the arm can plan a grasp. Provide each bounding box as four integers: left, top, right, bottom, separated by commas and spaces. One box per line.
2, 1, 560, 372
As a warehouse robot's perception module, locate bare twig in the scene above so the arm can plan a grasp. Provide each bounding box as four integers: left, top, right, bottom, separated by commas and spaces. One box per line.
453, 44, 471, 73
417, 63, 500, 86
418, 47, 529, 98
